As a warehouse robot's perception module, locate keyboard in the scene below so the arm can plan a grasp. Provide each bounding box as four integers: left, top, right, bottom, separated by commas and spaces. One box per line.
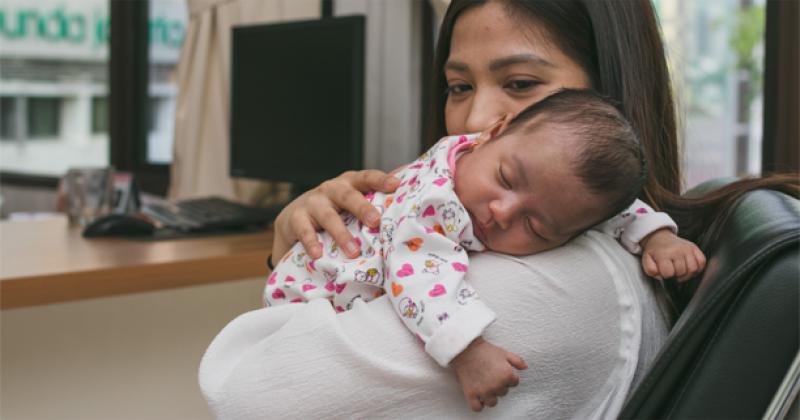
143, 197, 279, 232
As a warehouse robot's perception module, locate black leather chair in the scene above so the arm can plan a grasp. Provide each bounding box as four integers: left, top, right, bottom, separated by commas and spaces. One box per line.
620, 183, 800, 419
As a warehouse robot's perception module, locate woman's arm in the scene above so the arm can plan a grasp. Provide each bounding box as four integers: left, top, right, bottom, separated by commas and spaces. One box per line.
200, 231, 668, 419
272, 169, 400, 260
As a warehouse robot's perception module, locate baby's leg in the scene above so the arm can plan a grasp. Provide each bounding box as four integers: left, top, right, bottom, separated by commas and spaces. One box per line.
264, 243, 333, 307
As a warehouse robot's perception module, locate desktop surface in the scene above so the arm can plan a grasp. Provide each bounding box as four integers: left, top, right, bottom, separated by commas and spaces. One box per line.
0, 217, 273, 309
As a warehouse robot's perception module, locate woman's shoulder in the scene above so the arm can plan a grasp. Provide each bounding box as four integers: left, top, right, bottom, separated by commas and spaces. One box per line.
466, 231, 668, 418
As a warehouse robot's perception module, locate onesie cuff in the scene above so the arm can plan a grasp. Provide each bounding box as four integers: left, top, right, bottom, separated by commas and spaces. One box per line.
621, 212, 679, 254
425, 301, 496, 367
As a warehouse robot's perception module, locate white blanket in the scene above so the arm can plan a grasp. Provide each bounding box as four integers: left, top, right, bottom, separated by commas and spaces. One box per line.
199, 231, 668, 419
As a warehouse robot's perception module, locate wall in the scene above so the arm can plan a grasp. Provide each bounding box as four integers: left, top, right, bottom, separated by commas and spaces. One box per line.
0, 184, 58, 218
1, 278, 264, 419
336, 0, 423, 171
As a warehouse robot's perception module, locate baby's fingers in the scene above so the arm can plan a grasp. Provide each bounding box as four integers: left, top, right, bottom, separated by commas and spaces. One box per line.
643, 253, 661, 279
507, 352, 528, 371
656, 258, 676, 279
467, 396, 484, 412
671, 256, 687, 278
676, 254, 699, 282
694, 247, 707, 270
482, 395, 498, 408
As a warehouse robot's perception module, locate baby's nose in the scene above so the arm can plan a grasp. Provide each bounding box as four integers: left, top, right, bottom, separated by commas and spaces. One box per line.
489, 198, 521, 230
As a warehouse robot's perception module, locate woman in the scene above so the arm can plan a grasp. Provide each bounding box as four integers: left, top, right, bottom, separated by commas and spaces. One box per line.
200, 0, 793, 417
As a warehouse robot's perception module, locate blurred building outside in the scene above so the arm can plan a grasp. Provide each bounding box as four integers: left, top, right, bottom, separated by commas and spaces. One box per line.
0, 0, 186, 176
656, 0, 765, 189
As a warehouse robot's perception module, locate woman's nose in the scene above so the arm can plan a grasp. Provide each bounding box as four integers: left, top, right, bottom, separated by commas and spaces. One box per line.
463, 90, 506, 133
488, 196, 521, 230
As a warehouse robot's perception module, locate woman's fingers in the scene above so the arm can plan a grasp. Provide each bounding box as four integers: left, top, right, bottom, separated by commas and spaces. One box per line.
482, 395, 498, 407
273, 169, 399, 260
318, 171, 392, 228
340, 169, 400, 194
316, 206, 361, 258
288, 209, 323, 259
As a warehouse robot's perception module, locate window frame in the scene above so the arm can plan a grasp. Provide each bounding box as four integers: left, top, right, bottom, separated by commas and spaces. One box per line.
109, 0, 170, 196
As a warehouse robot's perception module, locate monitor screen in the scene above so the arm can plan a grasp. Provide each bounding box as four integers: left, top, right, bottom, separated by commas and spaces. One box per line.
230, 16, 364, 189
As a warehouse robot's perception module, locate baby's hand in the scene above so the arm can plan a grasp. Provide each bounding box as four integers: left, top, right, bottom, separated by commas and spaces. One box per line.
451, 337, 528, 412
641, 228, 707, 282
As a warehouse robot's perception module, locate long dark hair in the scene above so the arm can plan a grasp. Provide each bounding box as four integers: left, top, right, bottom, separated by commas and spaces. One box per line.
426, 0, 799, 249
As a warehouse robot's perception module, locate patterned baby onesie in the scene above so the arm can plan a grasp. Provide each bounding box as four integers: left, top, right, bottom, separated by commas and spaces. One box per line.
265, 133, 677, 367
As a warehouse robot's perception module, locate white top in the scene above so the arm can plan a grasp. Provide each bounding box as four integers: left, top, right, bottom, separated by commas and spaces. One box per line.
199, 230, 670, 419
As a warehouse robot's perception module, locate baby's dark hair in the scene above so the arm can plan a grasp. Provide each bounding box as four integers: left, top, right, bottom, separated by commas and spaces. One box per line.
505, 89, 647, 222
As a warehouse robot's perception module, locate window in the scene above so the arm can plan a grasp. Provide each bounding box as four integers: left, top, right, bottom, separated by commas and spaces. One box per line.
0, 0, 110, 176
147, 0, 186, 165
147, 96, 177, 164
655, 0, 766, 188
27, 97, 60, 138
92, 97, 108, 134
1, 96, 18, 140
0, 0, 186, 185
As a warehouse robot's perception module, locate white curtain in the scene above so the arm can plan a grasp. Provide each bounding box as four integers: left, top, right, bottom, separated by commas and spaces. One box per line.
430, 0, 450, 23
169, 0, 320, 204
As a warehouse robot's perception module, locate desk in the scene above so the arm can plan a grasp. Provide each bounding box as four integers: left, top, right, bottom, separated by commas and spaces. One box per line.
0, 217, 273, 309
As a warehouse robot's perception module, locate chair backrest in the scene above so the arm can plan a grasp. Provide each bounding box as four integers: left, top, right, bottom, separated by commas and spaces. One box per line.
620, 186, 800, 419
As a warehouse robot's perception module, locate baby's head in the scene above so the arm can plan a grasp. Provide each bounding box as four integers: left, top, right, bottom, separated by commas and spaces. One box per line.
453, 89, 646, 255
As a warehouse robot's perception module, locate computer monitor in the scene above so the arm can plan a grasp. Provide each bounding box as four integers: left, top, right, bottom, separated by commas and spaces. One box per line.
230, 16, 365, 193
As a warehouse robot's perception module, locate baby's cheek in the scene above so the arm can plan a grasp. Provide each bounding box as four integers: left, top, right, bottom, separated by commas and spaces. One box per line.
496, 235, 549, 256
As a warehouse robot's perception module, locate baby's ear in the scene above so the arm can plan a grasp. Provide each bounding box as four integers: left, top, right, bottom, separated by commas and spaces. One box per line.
480, 114, 513, 143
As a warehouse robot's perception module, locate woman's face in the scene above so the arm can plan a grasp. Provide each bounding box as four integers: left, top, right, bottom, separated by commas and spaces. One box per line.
444, 2, 591, 135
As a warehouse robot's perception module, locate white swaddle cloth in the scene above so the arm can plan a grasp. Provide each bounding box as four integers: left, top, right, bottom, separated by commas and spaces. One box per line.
199, 231, 669, 419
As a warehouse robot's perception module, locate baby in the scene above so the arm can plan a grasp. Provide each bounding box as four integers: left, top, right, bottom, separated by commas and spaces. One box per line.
265, 89, 705, 410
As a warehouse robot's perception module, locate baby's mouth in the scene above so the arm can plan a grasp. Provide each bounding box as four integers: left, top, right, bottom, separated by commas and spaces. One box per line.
468, 210, 488, 243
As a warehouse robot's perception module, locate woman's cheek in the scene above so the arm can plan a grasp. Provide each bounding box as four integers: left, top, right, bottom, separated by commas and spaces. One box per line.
444, 101, 467, 135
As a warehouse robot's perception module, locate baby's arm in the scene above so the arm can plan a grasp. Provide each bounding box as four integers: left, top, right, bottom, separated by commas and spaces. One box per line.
386, 200, 528, 410
640, 229, 706, 282
598, 199, 706, 281
384, 211, 496, 366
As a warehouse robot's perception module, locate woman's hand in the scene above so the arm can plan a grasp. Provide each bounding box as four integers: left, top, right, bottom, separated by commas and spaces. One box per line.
272, 170, 401, 261
451, 337, 528, 412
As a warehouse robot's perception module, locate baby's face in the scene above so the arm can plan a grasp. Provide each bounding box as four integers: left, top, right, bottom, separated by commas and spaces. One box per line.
454, 124, 608, 255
